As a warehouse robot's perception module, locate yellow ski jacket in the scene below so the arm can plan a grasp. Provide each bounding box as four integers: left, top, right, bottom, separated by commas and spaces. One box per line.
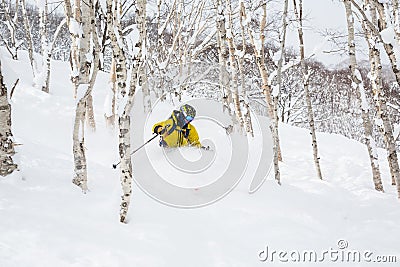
152, 111, 201, 148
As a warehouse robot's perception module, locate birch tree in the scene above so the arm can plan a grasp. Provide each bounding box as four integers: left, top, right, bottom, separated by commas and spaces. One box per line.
351, 0, 400, 196
246, 2, 281, 184
344, 0, 382, 191
225, 0, 244, 129
216, 0, 232, 114
64, 0, 100, 191
104, 0, 146, 222
0, 60, 18, 176
238, 1, 253, 136
64, 0, 83, 97
374, 1, 400, 87
105, 0, 127, 97
293, 0, 323, 180
105, 58, 117, 128
140, 56, 151, 113
388, 0, 400, 40
368, 1, 400, 191
117, 0, 147, 223
36, 0, 52, 93
272, 0, 289, 162
21, 0, 35, 74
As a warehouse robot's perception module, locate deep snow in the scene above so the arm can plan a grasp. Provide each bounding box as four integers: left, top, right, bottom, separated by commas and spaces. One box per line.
1, 50, 400, 267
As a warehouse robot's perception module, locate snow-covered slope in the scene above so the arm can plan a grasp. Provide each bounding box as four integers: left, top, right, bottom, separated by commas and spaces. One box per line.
1, 51, 400, 267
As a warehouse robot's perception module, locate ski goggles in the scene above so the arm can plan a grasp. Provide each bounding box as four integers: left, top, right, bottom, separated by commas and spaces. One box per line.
185, 115, 194, 122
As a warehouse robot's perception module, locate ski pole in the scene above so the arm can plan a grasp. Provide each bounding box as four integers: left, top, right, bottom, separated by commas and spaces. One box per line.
112, 133, 158, 169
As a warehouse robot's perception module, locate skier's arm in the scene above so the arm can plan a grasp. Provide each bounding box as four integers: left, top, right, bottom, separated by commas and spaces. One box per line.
153, 121, 166, 134
188, 125, 201, 147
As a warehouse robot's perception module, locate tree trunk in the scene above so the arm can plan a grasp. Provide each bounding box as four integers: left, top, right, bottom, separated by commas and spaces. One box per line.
376, 2, 400, 86
0, 60, 18, 176
118, 0, 146, 223
118, 115, 132, 223
295, 0, 324, 180
86, 94, 96, 131
239, 2, 253, 136
105, 58, 117, 128
79, 0, 91, 85
38, 0, 50, 93
72, 99, 88, 191
225, 0, 244, 129
216, 0, 232, 114
391, 0, 400, 40
81, 0, 96, 131
349, 0, 400, 194
44, 50, 51, 94
246, 2, 280, 184
273, 0, 289, 163
106, 0, 127, 98
64, 0, 81, 97
21, 0, 36, 76
350, 0, 400, 193
141, 64, 151, 113
365, 1, 400, 193
344, 0, 382, 190
139, 14, 151, 113
70, 0, 99, 192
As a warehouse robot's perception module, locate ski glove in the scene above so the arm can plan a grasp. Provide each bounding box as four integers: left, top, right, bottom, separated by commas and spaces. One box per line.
153, 126, 163, 134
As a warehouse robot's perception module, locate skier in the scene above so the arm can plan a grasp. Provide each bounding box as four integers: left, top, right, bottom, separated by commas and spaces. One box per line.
152, 104, 204, 148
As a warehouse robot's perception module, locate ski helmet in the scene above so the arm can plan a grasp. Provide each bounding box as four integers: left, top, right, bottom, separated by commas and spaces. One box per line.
180, 104, 196, 121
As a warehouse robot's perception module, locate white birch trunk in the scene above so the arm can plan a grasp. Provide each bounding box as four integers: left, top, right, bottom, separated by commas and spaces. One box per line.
63, 0, 79, 97
43, 0, 51, 93
344, 0, 382, 191
71, 0, 99, 191
272, 0, 289, 163
139, 14, 151, 113
105, 58, 117, 128
375, 1, 400, 87
216, 0, 232, 114
21, 0, 36, 76
71, 0, 87, 191
37, 0, 51, 93
118, 0, 146, 223
389, 0, 400, 40
106, 0, 127, 98
80, 0, 96, 131
141, 64, 151, 113
293, 0, 323, 180
79, 0, 91, 85
225, 0, 244, 129
85, 10, 100, 132
0, 60, 18, 176
246, 2, 280, 184
350, 0, 400, 194
72, 98, 88, 190
86, 94, 96, 131
64, 0, 79, 98
366, 1, 400, 193
239, 2, 253, 136
351, 0, 400, 196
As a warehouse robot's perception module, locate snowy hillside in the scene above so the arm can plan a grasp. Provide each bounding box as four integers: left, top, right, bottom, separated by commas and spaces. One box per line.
1, 51, 400, 267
